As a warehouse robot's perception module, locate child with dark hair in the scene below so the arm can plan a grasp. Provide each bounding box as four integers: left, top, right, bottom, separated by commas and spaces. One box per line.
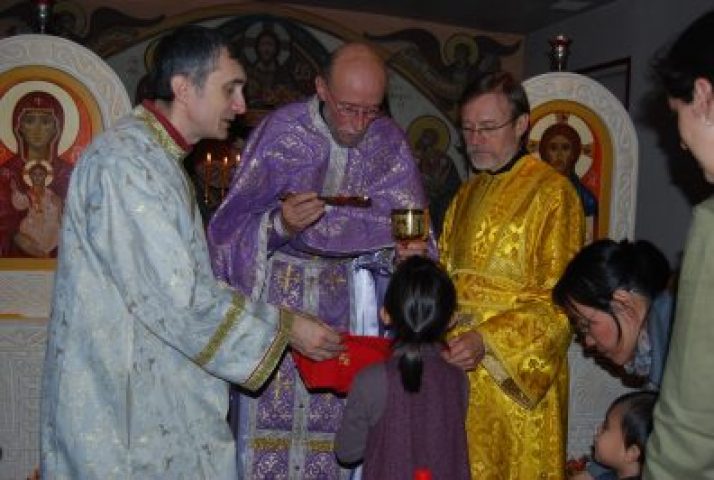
590, 391, 657, 480
334, 256, 470, 479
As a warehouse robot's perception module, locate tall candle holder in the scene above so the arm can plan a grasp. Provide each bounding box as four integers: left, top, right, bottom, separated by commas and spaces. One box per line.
549, 34, 572, 72
221, 156, 228, 200
33, 0, 54, 34
203, 153, 212, 205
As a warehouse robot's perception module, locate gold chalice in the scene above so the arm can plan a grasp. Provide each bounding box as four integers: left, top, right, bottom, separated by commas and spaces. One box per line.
390, 208, 428, 241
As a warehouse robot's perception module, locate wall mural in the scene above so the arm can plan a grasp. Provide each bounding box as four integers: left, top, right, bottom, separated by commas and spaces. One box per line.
406, 115, 462, 237
129, 12, 518, 232
97, 5, 522, 234
1, 2, 524, 235
218, 15, 329, 126
367, 28, 521, 122
0, 1, 164, 56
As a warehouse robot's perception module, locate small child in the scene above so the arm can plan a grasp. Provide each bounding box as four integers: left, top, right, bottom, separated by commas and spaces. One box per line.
334, 256, 470, 479
580, 391, 657, 480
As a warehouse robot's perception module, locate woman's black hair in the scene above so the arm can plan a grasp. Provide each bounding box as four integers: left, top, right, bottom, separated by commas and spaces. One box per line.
652, 10, 714, 102
553, 239, 670, 339
608, 391, 658, 466
383, 256, 456, 393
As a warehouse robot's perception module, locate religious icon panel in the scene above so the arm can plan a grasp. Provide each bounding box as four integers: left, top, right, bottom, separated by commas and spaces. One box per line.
0, 68, 101, 259
0, 34, 130, 268
528, 101, 614, 242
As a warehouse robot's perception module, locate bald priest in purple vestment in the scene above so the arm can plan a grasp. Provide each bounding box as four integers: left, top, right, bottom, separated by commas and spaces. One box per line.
207, 42, 429, 479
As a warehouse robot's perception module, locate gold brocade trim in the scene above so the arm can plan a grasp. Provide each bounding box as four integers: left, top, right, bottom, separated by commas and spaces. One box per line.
252, 437, 334, 453
242, 308, 292, 391
307, 440, 335, 453
194, 295, 245, 367
134, 105, 185, 162
481, 344, 536, 410
252, 438, 290, 450
452, 311, 475, 330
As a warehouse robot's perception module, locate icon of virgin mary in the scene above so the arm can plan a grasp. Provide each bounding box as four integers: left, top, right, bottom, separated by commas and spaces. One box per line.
0, 89, 74, 257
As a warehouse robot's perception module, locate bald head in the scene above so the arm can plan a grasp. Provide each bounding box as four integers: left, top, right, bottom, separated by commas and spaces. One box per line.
324, 43, 387, 88
315, 42, 388, 147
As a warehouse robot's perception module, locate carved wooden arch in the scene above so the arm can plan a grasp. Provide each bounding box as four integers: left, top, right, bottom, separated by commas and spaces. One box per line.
1, 34, 131, 131
524, 72, 640, 459
524, 72, 638, 241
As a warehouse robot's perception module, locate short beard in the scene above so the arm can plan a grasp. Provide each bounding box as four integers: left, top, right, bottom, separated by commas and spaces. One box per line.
329, 125, 365, 148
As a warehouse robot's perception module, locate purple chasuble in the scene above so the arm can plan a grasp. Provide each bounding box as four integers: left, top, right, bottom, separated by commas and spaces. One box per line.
208, 95, 426, 479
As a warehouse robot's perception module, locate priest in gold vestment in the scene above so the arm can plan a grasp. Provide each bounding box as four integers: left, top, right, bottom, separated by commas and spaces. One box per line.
440, 72, 585, 479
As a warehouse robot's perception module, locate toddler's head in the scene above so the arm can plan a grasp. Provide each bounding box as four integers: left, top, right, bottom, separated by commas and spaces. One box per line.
593, 391, 657, 478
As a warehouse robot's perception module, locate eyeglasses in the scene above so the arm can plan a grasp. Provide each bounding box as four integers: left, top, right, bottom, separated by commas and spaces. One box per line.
461, 117, 515, 137
324, 86, 383, 121
334, 102, 383, 120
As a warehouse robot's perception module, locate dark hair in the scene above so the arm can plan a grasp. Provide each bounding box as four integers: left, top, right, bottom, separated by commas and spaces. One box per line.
460, 71, 530, 121
607, 391, 658, 466
652, 10, 714, 102
147, 25, 236, 101
383, 256, 456, 393
553, 239, 670, 339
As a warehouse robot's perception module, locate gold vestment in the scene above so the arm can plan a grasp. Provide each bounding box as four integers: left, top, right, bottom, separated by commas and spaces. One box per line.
439, 154, 584, 479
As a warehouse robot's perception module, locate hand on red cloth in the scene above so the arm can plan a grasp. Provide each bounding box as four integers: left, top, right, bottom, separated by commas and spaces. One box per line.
292, 334, 393, 394
289, 313, 343, 361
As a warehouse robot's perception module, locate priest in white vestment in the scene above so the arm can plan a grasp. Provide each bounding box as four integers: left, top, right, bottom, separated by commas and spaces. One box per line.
40, 26, 342, 480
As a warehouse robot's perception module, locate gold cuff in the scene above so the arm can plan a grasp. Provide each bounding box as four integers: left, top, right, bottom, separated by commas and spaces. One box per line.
481, 342, 536, 409
195, 294, 245, 367
242, 307, 292, 391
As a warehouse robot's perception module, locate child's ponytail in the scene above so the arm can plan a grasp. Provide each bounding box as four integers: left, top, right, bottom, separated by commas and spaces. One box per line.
384, 256, 456, 394
398, 344, 424, 393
